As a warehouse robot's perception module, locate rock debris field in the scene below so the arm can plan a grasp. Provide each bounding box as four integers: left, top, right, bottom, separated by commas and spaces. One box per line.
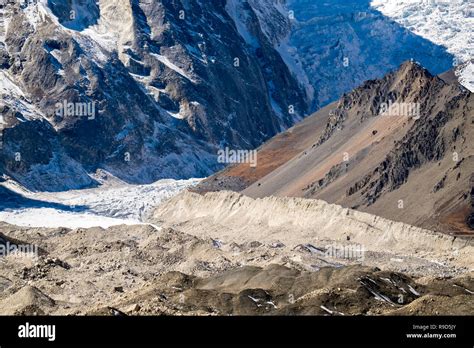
0, 191, 472, 315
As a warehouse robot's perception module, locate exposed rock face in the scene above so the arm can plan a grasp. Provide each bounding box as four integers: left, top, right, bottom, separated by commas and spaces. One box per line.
469, 181, 474, 229
195, 62, 474, 233
340, 62, 471, 202
0, 0, 308, 190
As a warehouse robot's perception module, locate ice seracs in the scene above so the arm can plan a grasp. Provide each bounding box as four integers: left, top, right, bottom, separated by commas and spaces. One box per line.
0, 177, 201, 229
371, 0, 474, 92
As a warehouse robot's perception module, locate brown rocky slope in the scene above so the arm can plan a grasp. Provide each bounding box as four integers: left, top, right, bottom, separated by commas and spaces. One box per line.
194, 62, 474, 235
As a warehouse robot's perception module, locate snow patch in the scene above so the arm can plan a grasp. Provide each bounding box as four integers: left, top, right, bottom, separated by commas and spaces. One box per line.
0, 71, 45, 121
0, 208, 143, 229
457, 61, 474, 91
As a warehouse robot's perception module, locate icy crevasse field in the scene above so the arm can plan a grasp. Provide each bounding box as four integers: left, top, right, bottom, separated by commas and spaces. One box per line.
0, 178, 200, 229
284, 0, 455, 109
371, 0, 474, 91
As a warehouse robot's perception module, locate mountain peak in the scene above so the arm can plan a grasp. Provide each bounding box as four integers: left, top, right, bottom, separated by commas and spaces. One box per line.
396, 60, 435, 81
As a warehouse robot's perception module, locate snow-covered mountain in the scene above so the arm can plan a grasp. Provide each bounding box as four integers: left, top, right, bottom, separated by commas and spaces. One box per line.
371, 0, 474, 92
0, 0, 308, 190
0, 0, 469, 193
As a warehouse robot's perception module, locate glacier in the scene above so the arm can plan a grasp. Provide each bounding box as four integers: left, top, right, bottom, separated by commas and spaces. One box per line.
371, 0, 474, 92
284, 0, 457, 109
0, 176, 200, 228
